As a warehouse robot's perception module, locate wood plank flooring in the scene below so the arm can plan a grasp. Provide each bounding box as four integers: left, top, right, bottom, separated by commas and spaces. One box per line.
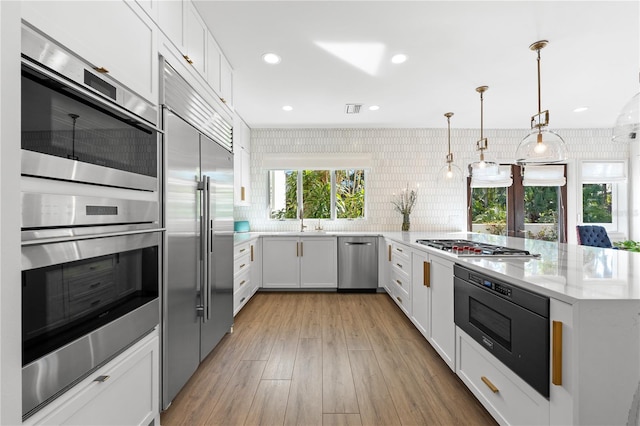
161, 292, 497, 426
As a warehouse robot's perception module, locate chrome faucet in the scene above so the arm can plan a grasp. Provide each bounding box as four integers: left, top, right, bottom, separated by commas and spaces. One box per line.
299, 210, 307, 232
315, 219, 323, 232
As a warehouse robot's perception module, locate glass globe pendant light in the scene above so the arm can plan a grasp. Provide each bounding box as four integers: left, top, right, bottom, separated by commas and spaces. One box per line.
612, 91, 639, 143
469, 86, 499, 177
438, 112, 463, 181
515, 40, 567, 165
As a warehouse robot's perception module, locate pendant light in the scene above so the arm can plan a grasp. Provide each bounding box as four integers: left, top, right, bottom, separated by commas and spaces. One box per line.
469, 86, 499, 177
612, 91, 639, 143
515, 40, 567, 165
438, 112, 463, 182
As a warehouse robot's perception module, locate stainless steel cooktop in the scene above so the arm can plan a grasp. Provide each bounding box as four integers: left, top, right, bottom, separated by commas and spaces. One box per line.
416, 239, 540, 258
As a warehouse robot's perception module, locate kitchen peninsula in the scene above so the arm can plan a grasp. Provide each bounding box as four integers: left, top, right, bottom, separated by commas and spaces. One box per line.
235, 230, 640, 425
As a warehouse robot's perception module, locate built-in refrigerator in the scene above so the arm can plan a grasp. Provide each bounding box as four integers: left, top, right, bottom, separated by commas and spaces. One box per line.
161, 63, 234, 409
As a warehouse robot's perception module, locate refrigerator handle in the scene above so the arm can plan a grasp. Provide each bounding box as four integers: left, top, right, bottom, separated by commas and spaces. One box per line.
197, 177, 208, 320
204, 175, 212, 322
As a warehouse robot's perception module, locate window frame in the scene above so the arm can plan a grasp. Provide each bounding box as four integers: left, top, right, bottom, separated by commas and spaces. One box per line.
578, 160, 627, 234
268, 168, 368, 220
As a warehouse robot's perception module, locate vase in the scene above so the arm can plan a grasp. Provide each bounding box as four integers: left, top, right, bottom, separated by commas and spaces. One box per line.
402, 213, 410, 232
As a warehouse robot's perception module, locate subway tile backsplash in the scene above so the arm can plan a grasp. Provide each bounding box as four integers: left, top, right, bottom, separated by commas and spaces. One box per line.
235, 127, 628, 232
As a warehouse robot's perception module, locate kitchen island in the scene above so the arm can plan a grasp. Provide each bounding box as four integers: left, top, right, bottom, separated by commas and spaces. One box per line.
237, 230, 640, 425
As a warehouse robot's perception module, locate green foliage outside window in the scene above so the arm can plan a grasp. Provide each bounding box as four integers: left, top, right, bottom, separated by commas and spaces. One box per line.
582, 183, 612, 223
471, 187, 507, 235
302, 170, 331, 219
336, 170, 365, 219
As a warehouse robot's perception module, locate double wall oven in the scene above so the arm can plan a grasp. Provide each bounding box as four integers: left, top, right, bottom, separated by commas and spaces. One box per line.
20, 25, 161, 418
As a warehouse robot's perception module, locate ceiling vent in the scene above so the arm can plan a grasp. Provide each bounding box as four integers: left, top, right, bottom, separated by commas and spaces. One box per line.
345, 104, 362, 114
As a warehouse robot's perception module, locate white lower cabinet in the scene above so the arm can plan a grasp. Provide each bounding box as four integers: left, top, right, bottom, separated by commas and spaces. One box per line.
457, 327, 549, 426
428, 254, 455, 370
24, 329, 160, 426
262, 236, 337, 288
411, 250, 431, 338
234, 239, 260, 315
388, 241, 412, 315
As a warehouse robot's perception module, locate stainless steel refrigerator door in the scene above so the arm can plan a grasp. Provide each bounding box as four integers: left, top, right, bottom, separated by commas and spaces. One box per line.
163, 110, 202, 407
199, 134, 234, 360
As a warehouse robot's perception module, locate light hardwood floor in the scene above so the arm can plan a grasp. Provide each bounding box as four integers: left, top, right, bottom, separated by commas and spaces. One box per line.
161, 292, 497, 426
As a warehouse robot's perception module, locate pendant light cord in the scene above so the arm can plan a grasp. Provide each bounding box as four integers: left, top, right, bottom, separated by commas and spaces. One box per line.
536, 47, 542, 115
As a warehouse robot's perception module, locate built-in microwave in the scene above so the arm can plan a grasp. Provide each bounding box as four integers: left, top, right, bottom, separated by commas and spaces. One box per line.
21, 25, 159, 192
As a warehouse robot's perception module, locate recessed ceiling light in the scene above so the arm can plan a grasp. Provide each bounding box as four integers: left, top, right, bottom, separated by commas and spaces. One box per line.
369, 105, 380, 111
391, 54, 407, 64
282, 105, 293, 111
573, 106, 589, 113
262, 53, 281, 64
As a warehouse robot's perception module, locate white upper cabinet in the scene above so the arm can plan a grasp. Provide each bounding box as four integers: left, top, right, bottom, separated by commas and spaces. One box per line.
22, 0, 158, 105
220, 55, 234, 109
158, 0, 185, 52
184, 1, 207, 78
207, 32, 222, 95
234, 114, 251, 206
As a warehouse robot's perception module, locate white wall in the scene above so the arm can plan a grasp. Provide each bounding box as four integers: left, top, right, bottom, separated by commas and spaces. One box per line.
0, 1, 23, 424
235, 127, 629, 242
630, 139, 640, 240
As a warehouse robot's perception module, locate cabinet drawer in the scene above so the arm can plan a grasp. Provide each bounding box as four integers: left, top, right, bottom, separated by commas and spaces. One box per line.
389, 286, 410, 316
456, 329, 549, 426
390, 242, 411, 261
234, 242, 251, 258
391, 253, 410, 278
390, 268, 410, 298
234, 268, 251, 294
234, 252, 251, 276
234, 281, 252, 316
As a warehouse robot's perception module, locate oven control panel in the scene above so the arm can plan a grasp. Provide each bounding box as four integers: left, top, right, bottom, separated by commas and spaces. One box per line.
470, 274, 513, 298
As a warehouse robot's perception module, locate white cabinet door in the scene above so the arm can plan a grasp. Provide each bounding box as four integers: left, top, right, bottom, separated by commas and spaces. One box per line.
240, 149, 251, 204
158, 0, 185, 52
300, 237, 337, 288
206, 32, 222, 94
25, 330, 159, 426
262, 238, 300, 288
411, 250, 431, 339
233, 117, 251, 206
22, 0, 158, 104
184, 0, 207, 78
220, 55, 234, 108
250, 239, 262, 292
429, 255, 455, 370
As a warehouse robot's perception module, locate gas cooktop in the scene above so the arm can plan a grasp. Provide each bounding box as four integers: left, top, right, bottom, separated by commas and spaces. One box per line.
416, 239, 540, 258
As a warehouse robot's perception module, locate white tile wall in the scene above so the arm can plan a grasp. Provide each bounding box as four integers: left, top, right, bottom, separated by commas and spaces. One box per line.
235, 127, 629, 233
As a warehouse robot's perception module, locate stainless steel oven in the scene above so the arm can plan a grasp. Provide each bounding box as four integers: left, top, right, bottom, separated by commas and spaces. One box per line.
19, 24, 162, 419
453, 263, 550, 398
21, 25, 158, 192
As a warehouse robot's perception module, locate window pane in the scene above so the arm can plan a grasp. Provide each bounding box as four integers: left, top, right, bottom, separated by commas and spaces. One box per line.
524, 186, 559, 241
582, 183, 612, 223
301, 170, 331, 219
269, 170, 298, 219
471, 187, 507, 236
336, 169, 365, 219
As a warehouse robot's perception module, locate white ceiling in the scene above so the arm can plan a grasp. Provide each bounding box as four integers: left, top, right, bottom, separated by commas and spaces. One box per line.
194, 1, 639, 129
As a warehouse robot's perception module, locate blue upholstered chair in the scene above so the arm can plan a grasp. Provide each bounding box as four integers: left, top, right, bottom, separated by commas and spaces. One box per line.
576, 225, 614, 248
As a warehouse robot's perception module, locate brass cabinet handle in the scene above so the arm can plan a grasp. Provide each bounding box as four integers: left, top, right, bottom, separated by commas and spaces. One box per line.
239, 263, 246, 269
481, 376, 499, 393
296, 242, 299, 257
388, 245, 391, 261
94, 66, 109, 74
239, 248, 246, 253
183, 54, 194, 64
423, 261, 431, 287
396, 296, 402, 304
240, 297, 246, 303
241, 186, 245, 201
396, 247, 403, 253
239, 280, 246, 286
300, 242, 303, 257
395, 279, 402, 286
221, 97, 227, 104
396, 263, 403, 269
94, 375, 110, 383
552, 321, 563, 385
250, 245, 254, 262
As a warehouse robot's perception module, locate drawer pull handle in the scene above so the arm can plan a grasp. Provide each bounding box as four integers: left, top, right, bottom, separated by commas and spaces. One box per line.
183, 55, 194, 64
94, 66, 109, 74
423, 261, 431, 287
552, 321, 563, 386
240, 297, 246, 303
94, 375, 110, 383
388, 245, 391, 261
396, 247, 403, 253
239, 263, 246, 269
481, 376, 499, 393
396, 296, 402, 303
239, 280, 246, 286
239, 248, 246, 253
250, 245, 254, 261
396, 279, 402, 286
396, 263, 403, 268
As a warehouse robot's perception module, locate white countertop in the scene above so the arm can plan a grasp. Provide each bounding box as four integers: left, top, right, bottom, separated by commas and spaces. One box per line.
235, 230, 640, 303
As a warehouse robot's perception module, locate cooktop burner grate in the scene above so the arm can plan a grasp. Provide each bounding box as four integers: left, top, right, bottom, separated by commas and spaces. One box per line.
415, 239, 539, 258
